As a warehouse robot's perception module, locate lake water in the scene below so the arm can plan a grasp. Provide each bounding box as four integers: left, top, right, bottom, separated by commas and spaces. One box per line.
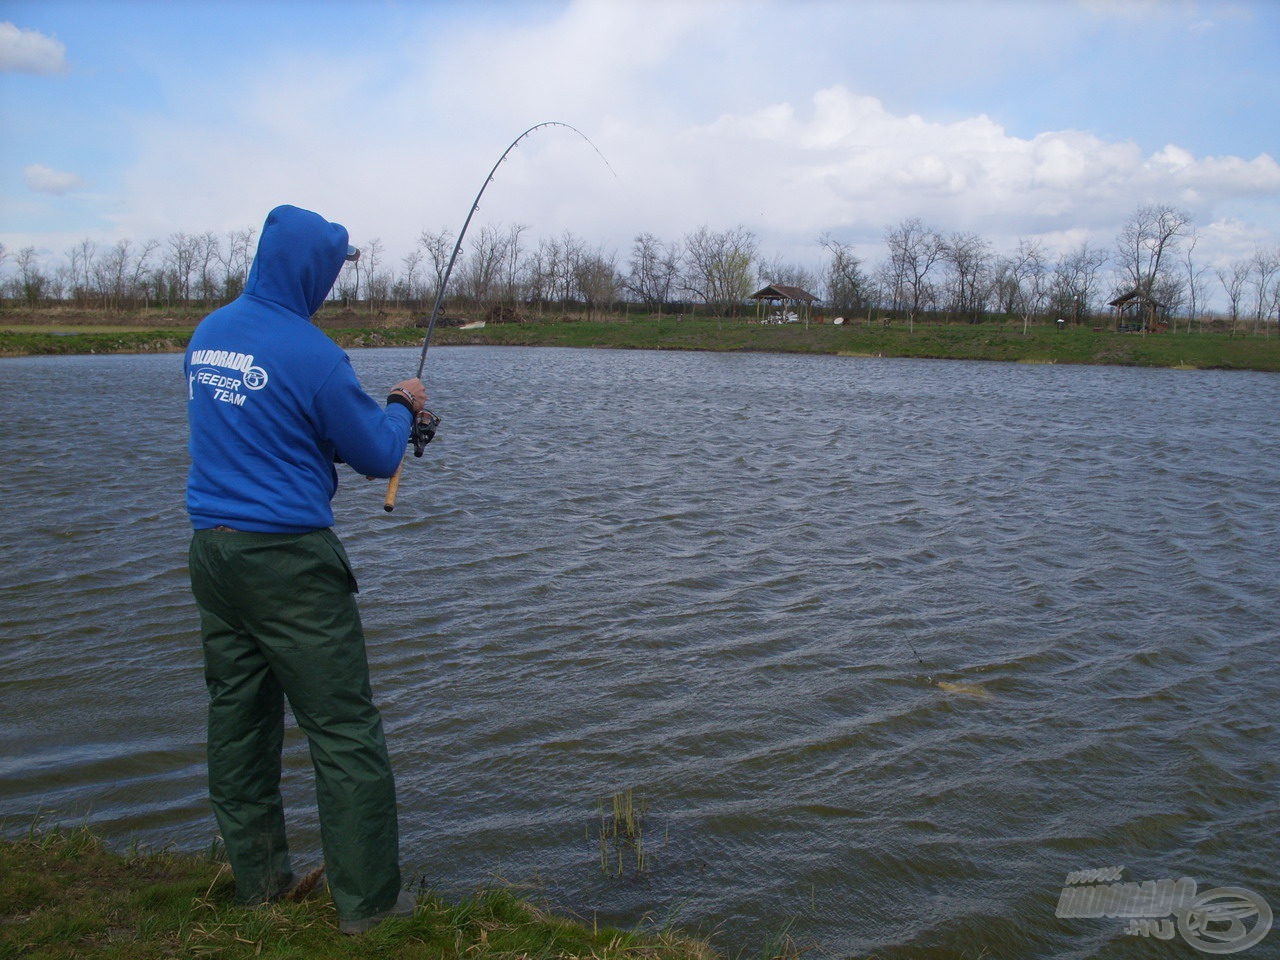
1, 346, 1277, 958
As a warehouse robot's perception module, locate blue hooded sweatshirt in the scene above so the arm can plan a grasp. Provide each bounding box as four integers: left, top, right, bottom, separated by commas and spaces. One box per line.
185, 205, 412, 533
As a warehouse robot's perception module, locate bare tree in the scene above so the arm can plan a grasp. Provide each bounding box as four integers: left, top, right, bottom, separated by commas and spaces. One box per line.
237, 229, 256, 283
165, 232, 199, 305
990, 258, 1020, 315
93, 240, 132, 310
524, 234, 573, 312
50, 263, 73, 304
398, 248, 424, 310
883, 217, 945, 332
1216, 260, 1251, 336
417, 228, 451, 307
456, 224, 511, 305
501, 223, 527, 305
1004, 238, 1048, 335
1265, 250, 1280, 333
216, 228, 255, 301
517, 231, 584, 313
682, 225, 757, 314
1048, 242, 1109, 326
941, 231, 993, 323
1249, 248, 1279, 335
819, 234, 872, 316
521, 240, 552, 310
334, 257, 358, 307
193, 232, 220, 307
1151, 273, 1186, 324
14, 247, 48, 306
555, 232, 587, 307
624, 232, 682, 314
363, 238, 388, 314
1180, 228, 1211, 333
65, 239, 97, 307
1115, 203, 1190, 298
134, 239, 158, 307
572, 246, 619, 320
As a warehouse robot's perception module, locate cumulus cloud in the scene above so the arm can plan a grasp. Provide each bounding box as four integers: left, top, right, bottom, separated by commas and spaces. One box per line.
1200, 216, 1280, 265
563, 85, 1279, 260
103, 71, 1280, 281
25, 163, 85, 195
0, 22, 67, 74
80, 0, 1276, 284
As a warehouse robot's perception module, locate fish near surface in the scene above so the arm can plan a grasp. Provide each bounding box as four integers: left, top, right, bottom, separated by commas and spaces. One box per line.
936, 680, 991, 699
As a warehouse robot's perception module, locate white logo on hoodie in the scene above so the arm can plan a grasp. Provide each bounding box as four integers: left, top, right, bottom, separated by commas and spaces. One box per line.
189, 347, 269, 407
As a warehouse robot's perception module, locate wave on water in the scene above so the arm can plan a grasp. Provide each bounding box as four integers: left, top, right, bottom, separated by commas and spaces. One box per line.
2, 349, 1277, 958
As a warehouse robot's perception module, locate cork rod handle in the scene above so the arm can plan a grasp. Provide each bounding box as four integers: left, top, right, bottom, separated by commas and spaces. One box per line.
383, 463, 403, 512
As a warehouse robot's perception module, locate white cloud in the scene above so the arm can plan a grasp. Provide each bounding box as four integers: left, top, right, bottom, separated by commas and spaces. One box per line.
17, 0, 1271, 299
25, 163, 85, 195
422, 0, 731, 126
0, 22, 67, 74
101, 72, 1280, 286
592, 86, 1280, 251
1200, 217, 1280, 267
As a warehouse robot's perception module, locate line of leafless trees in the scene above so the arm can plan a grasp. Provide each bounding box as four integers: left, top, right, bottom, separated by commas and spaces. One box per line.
3, 205, 1277, 330
0, 229, 258, 313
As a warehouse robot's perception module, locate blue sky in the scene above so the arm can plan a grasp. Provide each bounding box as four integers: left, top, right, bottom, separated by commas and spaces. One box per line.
2, 0, 1278, 283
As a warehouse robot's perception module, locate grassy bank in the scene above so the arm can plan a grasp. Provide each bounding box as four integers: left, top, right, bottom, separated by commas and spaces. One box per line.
0, 826, 730, 960
0, 329, 192, 357
433, 317, 1280, 371
2, 313, 1278, 372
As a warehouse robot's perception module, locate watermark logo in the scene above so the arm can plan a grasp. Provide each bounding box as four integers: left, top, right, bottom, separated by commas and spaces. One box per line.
1056, 866, 1272, 954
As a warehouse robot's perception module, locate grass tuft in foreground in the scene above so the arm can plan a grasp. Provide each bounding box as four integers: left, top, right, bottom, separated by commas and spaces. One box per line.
0, 825, 736, 959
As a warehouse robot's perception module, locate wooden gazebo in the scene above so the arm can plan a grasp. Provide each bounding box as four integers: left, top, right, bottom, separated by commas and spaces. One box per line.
749, 284, 820, 326
1109, 289, 1168, 333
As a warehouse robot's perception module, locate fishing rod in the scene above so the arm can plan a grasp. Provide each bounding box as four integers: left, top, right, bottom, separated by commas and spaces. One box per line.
383, 121, 616, 512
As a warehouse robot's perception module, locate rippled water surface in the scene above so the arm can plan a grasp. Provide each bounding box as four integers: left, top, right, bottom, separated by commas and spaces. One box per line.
1, 347, 1277, 958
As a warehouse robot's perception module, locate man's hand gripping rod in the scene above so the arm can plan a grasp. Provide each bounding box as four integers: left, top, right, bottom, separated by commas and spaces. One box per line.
382, 407, 440, 511
383, 121, 614, 512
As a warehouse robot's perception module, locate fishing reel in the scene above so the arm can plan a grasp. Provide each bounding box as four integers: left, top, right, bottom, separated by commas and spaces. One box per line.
410, 409, 440, 458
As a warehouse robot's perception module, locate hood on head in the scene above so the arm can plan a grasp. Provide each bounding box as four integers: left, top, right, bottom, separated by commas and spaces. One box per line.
244, 205, 350, 317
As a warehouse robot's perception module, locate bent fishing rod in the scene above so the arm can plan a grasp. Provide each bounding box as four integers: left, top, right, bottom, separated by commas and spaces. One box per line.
383, 121, 615, 512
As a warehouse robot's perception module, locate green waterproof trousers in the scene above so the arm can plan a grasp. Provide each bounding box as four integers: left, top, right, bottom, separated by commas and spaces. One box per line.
189, 527, 401, 921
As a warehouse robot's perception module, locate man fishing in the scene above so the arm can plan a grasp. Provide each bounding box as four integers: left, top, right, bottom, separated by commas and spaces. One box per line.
184, 204, 423, 934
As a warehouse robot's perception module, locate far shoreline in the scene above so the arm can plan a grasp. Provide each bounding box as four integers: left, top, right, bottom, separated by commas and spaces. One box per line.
2, 314, 1278, 373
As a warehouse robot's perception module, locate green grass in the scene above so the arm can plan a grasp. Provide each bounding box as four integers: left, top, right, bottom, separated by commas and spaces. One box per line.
2, 313, 1277, 372
0, 826, 731, 960
0, 329, 192, 357
430, 316, 1280, 371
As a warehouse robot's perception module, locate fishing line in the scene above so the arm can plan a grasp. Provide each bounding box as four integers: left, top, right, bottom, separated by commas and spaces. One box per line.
383, 121, 616, 512
413, 121, 616, 379
907, 639, 933, 684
